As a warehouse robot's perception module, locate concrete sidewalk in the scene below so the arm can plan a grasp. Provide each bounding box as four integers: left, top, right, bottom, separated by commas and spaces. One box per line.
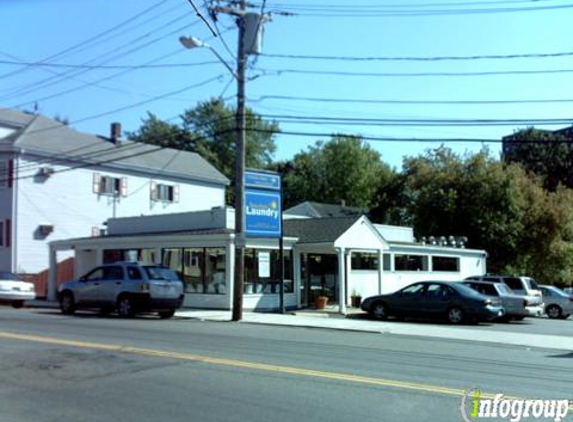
26, 301, 573, 351
176, 309, 573, 351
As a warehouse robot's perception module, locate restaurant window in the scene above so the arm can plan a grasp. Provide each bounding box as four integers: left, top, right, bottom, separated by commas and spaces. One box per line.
351, 252, 379, 270
162, 247, 226, 295
394, 254, 429, 271
383, 254, 392, 271
432, 256, 460, 272
103, 249, 156, 264
244, 249, 294, 294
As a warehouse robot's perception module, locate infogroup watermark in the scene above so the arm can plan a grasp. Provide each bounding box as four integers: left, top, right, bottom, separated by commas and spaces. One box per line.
460, 389, 571, 422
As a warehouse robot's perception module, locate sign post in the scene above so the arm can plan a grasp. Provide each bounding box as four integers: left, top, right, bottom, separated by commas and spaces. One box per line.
244, 170, 284, 313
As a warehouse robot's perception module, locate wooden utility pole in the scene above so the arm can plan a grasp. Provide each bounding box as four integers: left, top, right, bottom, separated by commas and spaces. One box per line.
232, 0, 247, 322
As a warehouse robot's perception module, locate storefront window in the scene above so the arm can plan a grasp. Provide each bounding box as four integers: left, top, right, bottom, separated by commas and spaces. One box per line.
383, 254, 392, 271
394, 254, 429, 271
244, 249, 294, 294
162, 247, 226, 295
103, 248, 156, 264
351, 253, 379, 270
432, 256, 460, 272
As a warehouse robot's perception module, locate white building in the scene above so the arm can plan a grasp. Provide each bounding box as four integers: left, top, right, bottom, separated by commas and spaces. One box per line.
48, 204, 487, 312
0, 109, 228, 282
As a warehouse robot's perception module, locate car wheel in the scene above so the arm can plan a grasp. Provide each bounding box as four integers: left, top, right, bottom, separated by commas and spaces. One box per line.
158, 309, 176, 319
447, 307, 464, 324
546, 305, 563, 319
59, 292, 75, 315
371, 302, 387, 320
11, 301, 24, 309
117, 296, 135, 318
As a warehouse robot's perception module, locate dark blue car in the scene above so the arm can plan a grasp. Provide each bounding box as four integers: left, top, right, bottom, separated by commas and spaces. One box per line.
360, 281, 505, 324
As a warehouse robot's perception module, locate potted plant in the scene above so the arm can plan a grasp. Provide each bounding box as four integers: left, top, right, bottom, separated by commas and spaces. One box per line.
350, 289, 362, 308
315, 295, 328, 310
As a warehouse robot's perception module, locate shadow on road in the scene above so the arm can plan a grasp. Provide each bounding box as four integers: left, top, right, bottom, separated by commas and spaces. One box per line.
546, 352, 573, 358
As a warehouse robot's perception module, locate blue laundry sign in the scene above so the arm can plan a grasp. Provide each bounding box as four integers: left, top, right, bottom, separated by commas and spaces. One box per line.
245, 170, 281, 191
245, 189, 282, 238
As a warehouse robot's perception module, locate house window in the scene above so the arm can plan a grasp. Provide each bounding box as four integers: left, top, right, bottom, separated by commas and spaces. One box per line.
394, 254, 429, 271
432, 256, 460, 272
351, 253, 379, 270
93, 173, 127, 196
151, 181, 179, 203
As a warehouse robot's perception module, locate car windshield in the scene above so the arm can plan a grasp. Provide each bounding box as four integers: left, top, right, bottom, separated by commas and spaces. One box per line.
0, 271, 20, 281
503, 277, 524, 290
143, 266, 180, 281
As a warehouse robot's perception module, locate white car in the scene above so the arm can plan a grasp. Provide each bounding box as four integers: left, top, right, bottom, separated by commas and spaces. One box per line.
540, 285, 573, 319
0, 271, 36, 308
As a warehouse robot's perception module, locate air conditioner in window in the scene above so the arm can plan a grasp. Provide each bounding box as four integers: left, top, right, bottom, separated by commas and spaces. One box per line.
38, 223, 54, 235
38, 167, 55, 177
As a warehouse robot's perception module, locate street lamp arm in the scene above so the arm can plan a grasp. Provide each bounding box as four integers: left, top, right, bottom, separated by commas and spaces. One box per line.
179, 36, 238, 80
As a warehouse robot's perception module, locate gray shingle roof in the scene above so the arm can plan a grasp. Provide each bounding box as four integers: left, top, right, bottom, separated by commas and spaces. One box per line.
284, 201, 366, 218
0, 109, 229, 185
283, 217, 359, 243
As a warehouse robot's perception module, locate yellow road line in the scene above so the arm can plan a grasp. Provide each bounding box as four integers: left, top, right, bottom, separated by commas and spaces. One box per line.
0, 330, 567, 408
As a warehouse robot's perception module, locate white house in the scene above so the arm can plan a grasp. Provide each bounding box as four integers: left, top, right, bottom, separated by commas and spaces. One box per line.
48, 204, 487, 312
0, 109, 228, 282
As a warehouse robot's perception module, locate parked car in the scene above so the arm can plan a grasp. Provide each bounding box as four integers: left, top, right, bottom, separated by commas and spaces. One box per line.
539, 285, 573, 319
58, 262, 184, 318
465, 275, 544, 318
0, 271, 36, 308
462, 280, 539, 321
360, 281, 505, 324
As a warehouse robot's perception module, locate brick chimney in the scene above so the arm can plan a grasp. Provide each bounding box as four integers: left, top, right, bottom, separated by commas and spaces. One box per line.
110, 122, 122, 144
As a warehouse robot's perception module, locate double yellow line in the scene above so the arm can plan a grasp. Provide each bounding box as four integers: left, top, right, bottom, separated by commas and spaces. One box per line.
1, 329, 569, 411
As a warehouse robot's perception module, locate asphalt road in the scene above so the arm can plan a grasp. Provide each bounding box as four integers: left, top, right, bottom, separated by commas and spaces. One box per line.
0, 308, 571, 422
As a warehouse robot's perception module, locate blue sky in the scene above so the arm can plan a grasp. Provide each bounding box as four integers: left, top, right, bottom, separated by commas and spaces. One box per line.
2, 0, 573, 169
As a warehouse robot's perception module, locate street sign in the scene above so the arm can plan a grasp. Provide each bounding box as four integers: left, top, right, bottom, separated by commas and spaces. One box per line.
245, 189, 281, 237
245, 170, 281, 191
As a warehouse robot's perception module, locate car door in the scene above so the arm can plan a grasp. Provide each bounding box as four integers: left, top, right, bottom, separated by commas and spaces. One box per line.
76, 267, 105, 305
96, 265, 125, 305
391, 283, 426, 317
423, 283, 453, 316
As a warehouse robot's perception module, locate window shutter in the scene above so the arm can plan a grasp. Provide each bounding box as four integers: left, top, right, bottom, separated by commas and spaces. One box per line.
93, 173, 101, 193
6, 219, 11, 248
120, 177, 128, 197
150, 181, 158, 201
7, 160, 14, 188
173, 185, 180, 203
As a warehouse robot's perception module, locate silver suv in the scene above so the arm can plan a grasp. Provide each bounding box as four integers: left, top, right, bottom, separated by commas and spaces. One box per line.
58, 263, 184, 319
465, 275, 543, 318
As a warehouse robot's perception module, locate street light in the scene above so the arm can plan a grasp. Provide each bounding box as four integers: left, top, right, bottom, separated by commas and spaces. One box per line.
179, 36, 237, 79
179, 32, 247, 322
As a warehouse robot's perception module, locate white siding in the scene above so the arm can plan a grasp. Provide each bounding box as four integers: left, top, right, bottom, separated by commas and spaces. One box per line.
15, 156, 225, 273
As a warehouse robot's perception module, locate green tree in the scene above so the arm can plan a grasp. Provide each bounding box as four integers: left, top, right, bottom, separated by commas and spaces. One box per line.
281, 135, 395, 209
127, 98, 279, 185
502, 127, 573, 191
392, 147, 573, 283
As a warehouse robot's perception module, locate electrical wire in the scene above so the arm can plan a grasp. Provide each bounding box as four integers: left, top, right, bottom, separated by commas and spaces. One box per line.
260, 50, 573, 62
0, 0, 175, 82
248, 94, 573, 106
254, 67, 573, 78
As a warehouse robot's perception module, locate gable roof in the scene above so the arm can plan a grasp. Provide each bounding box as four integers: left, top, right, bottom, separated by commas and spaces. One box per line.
0, 109, 229, 186
284, 201, 366, 218
283, 216, 359, 243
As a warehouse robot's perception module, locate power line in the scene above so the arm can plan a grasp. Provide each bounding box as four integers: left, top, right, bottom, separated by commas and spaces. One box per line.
2, 16, 195, 103
0, 59, 221, 70
248, 94, 573, 106
264, 0, 558, 9
260, 50, 573, 62
0, 0, 175, 82
255, 67, 573, 78
270, 2, 573, 16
